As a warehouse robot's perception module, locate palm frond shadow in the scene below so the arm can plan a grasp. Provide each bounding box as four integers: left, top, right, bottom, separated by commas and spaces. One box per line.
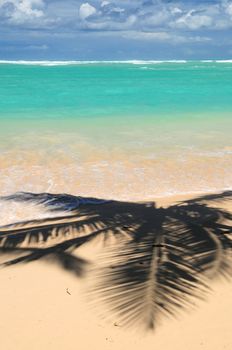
0, 191, 232, 330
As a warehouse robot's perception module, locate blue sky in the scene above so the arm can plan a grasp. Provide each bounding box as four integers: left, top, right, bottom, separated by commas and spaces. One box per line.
0, 0, 232, 59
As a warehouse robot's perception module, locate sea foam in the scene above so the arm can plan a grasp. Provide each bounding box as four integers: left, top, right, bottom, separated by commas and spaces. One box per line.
1, 59, 232, 66
215, 60, 232, 63
0, 60, 188, 66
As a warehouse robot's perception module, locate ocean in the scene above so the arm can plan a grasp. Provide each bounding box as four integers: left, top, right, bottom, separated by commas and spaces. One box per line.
0, 60, 232, 200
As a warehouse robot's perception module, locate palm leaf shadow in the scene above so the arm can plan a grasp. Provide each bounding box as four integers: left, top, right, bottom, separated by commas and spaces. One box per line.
0, 191, 232, 330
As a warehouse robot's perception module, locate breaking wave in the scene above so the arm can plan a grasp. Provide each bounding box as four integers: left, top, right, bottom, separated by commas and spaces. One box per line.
0, 60, 188, 66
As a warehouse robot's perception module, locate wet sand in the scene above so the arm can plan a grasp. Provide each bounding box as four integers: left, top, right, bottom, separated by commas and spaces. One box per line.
0, 193, 231, 350
0, 116, 232, 200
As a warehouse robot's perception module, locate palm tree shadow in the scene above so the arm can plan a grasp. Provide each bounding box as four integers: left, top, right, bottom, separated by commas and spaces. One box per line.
0, 190, 232, 330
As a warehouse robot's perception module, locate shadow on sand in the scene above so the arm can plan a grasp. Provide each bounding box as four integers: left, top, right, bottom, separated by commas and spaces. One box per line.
0, 191, 232, 330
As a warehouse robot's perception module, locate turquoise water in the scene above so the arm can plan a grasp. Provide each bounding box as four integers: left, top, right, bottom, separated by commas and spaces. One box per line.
0, 61, 231, 199
1, 61, 232, 120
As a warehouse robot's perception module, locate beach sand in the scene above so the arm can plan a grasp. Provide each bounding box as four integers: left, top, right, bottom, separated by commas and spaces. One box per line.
0, 193, 231, 350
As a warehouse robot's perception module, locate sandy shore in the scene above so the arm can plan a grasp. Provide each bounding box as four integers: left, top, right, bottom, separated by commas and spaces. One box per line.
0, 192, 231, 350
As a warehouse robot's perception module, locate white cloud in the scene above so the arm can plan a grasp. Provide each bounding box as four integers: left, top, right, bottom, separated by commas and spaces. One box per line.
225, 2, 232, 15
26, 43, 48, 50
174, 10, 213, 30
79, 3, 97, 20
171, 7, 183, 15
83, 14, 136, 30
1, 0, 232, 43
123, 31, 171, 41
101, 1, 110, 7
122, 31, 211, 44
111, 7, 124, 14
169, 34, 211, 44
143, 11, 169, 26
0, 0, 45, 24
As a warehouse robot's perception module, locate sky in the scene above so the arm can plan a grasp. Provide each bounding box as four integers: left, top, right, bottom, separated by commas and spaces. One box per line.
0, 0, 232, 60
